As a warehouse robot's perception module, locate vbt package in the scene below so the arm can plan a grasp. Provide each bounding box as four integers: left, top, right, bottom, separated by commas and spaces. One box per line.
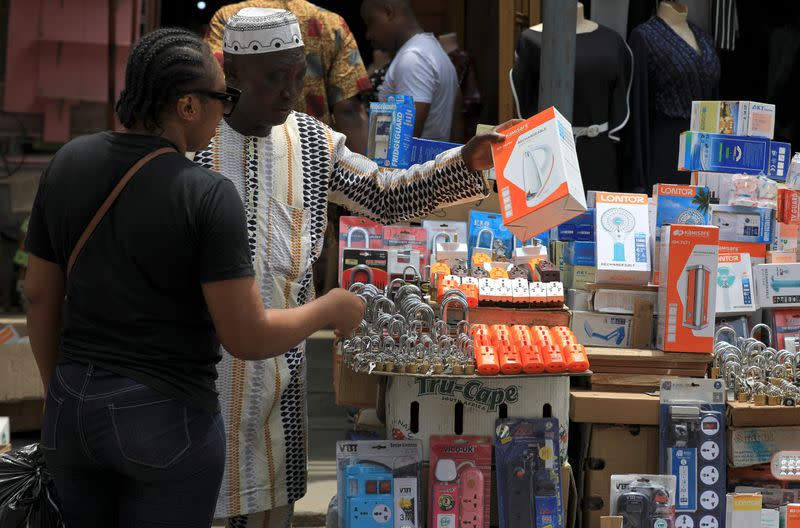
368, 95, 415, 169
468, 211, 513, 265
609, 474, 676, 528
659, 378, 726, 528
652, 184, 711, 283
491, 106, 587, 241
428, 436, 492, 528
657, 224, 720, 353
494, 418, 564, 528
716, 253, 755, 315
594, 192, 651, 286
336, 440, 422, 528
754, 263, 800, 308
690, 101, 776, 139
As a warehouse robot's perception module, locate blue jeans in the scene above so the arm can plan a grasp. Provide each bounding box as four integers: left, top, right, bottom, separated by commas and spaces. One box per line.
42, 361, 225, 528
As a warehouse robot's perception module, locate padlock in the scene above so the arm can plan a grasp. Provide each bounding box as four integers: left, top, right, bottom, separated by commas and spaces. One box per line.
769, 395, 783, 406
755, 393, 768, 406
737, 391, 749, 403
710, 367, 720, 379
346, 226, 371, 249
472, 228, 495, 266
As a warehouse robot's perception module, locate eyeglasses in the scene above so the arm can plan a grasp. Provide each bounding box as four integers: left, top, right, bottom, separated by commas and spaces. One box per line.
194, 86, 242, 117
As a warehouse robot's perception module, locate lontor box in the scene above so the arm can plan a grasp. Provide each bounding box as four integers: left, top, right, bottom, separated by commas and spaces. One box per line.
595, 192, 651, 285
657, 224, 720, 353
491, 106, 587, 241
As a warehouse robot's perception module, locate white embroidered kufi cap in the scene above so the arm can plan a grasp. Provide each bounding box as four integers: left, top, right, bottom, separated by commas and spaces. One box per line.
223, 7, 304, 55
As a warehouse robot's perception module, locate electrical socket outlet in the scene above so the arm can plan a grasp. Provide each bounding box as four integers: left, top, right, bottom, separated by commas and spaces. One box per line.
459, 510, 480, 528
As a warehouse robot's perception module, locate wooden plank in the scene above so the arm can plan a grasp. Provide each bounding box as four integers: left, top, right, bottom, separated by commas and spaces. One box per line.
586, 283, 659, 292
590, 374, 678, 392
587, 366, 706, 377
585, 347, 712, 363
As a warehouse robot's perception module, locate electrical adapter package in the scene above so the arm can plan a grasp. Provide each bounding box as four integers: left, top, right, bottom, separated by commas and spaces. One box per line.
494, 418, 564, 528
336, 440, 422, 528
609, 474, 676, 528
428, 436, 492, 528
659, 379, 726, 528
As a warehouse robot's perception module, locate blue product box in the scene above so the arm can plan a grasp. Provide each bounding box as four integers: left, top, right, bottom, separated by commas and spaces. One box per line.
368, 95, 416, 169
653, 184, 711, 228
468, 211, 514, 263
678, 131, 770, 174
408, 137, 461, 165
768, 141, 792, 181
556, 209, 595, 241
563, 241, 596, 267
710, 204, 773, 243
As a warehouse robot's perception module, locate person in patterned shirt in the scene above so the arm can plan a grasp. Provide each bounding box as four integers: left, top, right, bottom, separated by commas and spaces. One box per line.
197, 8, 514, 528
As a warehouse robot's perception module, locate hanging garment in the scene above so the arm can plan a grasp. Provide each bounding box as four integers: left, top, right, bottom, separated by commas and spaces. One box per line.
512, 24, 633, 191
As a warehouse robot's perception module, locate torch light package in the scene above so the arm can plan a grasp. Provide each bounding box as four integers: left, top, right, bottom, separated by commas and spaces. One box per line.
656, 224, 720, 353
659, 378, 726, 528
428, 436, 492, 528
494, 418, 564, 528
336, 440, 422, 528
595, 192, 651, 286
678, 132, 771, 174
367, 95, 415, 169
609, 474, 676, 528
490, 106, 587, 241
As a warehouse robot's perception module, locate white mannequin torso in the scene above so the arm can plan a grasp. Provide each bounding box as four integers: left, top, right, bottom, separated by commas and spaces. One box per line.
531, 2, 599, 34
657, 1, 699, 51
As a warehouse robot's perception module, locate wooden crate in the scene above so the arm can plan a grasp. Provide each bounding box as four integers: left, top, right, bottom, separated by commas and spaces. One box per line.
586, 347, 710, 392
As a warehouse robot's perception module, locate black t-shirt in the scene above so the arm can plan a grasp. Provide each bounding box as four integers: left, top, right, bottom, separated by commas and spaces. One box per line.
26, 132, 254, 412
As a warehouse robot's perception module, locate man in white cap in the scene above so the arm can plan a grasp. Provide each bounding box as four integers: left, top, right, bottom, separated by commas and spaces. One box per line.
195, 8, 511, 527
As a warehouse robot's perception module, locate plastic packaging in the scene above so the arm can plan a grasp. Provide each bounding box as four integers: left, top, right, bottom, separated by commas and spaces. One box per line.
786, 153, 800, 190
0, 444, 65, 528
428, 436, 492, 528
609, 474, 676, 528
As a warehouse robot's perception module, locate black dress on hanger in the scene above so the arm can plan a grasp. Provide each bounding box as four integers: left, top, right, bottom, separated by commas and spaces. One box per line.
513, 24, 632, 192
627, 16, 720, 191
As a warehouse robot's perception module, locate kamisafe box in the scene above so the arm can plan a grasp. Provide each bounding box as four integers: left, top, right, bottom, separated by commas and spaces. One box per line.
491, 107, 587, 241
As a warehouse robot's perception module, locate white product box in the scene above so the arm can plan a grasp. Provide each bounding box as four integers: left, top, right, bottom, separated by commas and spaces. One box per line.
384, 374, 569, 460
691, 171, 735, 205
591, 288, 659, 315
491, 107, 587, 241
754, 263, 800, 308
594, 192, 651, 285
710, 205, 773, 244
657, 225, 720, 353
691, 100, 776, 139
0, 416, 9, 448
728, 426, 800, 468
762, 508, 780, 528
717, 253, 756, 315
725, 493, 763, 528
570, 311, 633, 348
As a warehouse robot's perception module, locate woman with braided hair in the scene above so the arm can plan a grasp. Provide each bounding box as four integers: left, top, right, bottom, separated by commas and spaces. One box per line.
23, 27, 364, 527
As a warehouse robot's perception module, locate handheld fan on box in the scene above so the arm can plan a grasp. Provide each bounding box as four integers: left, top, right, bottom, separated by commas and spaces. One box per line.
676, 209, 706, 225
717, 267, 736, 311
600, 208, 636, 262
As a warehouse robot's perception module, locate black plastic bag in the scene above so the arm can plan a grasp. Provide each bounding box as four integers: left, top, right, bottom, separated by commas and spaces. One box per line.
0, 444, 64, 527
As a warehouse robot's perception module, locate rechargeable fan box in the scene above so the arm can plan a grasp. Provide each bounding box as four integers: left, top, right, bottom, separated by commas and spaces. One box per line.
716, 253, 756, 315
651, 184, 711, 284
490, 106, 587, 241
594, 192, 651, 286
656, 224, 720, 353
336, 440, 422, 528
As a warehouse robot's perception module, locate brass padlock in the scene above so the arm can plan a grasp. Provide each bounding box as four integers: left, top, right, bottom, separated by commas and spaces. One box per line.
374, 362, 384, 372
710, 367, 720, 379
452, 364, 464, 376
769, 395, 783, 406
384, 361, 395, 372
432, 363, 444, 375
755, 393, 768, 406
737, 391, 749, 403
418, 362, 430, 374
406, 364, 418, 374
464, 364, 476, 376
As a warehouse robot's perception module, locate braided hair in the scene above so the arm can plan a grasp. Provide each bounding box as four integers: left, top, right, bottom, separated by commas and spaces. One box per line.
116, 28, 213, 132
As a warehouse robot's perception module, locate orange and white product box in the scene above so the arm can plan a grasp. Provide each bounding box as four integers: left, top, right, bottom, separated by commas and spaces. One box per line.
717, 253, 756, 315
657, 224, 720, 353
719, 240, 767, 265
784, 503, 800, 528
491, 106, 587, 241
595, 192, 651, 285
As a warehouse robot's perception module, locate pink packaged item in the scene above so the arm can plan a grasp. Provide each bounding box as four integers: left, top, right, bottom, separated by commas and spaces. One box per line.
338, 217, 383, 286
429, 436, 492, 528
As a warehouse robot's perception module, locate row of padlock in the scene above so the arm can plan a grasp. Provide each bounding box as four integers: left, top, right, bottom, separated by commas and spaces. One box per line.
471, 324, 590, 375
713, 324, 800, 406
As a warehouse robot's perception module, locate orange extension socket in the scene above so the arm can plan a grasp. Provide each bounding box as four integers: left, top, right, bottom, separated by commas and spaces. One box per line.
471, 324, 492, 346
564, 343, 590, 372
490, 325, 522, 374
475, 345, 500, 375
456, 283, 480, 308
541, 343, 567, 373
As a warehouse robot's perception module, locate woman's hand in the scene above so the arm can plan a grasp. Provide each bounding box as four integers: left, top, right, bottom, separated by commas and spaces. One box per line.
460, 119, 525, 171
325, 288, 366, 339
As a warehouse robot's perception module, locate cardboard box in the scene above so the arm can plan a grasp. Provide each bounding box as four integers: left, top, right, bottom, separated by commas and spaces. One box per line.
564, 240, 596, 266
711, 205, 774, 244
557, 209, 595, 241
784, 504, 800, 528
582, 425, 660, 528
729, 426, 800, 468
691, 171, 735, 206
595, 192, 651, 286
571, 311, 632, 348
491, 106, 587, 241
408, 137, 460, 165
717, 253, 756, 315
691, 100, 776, 138
333, 344, 379, 408
657, 225, 720, 352
570, 391, 660, 425
772, 222, 799, 253
725, 493, 763, 528
778, 188, 800, 225
563, 264, 596, 290
591, 289, 659, 315
385, 373, 569, 460
0, 318, 42, 403
754, 263, 800, 308
727, 401, 800, 428
762, 508, 780, 528
769, 141, 792, 181
679, 131, 772, 174
367, 95, 415, 168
